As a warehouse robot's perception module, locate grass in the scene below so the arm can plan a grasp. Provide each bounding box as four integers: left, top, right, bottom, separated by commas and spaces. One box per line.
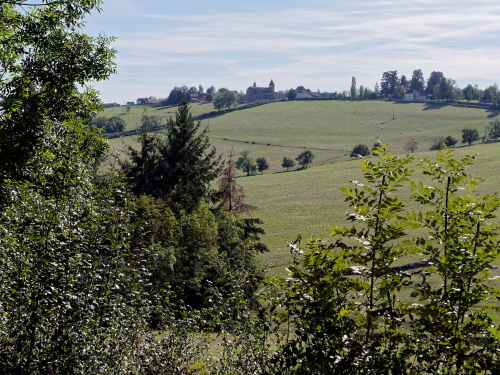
99, 102, 217, 131
104, 100, 500, 274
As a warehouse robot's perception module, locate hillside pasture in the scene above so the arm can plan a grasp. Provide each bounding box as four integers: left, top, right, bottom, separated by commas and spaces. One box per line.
105, 100, 500, 273
100, 102, 216, 131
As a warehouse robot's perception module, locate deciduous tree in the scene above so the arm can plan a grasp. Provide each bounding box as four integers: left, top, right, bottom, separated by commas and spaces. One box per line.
381, 71, 399, 96
236, 150, 256, 176
288, 88, 298, 101
404, 139, 418, 153
296, 150, 315, 168
426, 71, 444, 94
410, 69, 425, 92
462, 128, 479, 145
489, 119, 500, 141
282, 156, 295, 171
350, 144, 370, 157
256, 157, 269, 174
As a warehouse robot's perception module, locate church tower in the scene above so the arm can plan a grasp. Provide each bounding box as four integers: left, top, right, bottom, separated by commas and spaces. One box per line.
269, 79, 275, 92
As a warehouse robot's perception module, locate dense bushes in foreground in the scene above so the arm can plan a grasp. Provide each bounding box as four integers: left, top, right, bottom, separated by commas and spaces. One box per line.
4, 131, 500, 373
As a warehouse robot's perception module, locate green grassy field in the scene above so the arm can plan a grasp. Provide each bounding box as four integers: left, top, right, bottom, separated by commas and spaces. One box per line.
101, 102, 216, 131
105, 100, 500, 274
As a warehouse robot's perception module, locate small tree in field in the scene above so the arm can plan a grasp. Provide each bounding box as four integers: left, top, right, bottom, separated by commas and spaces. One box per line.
256, 157, 269, 174
488, 119, 500, 141
236, 150, 256, 176
350, 144, 370, 158
444, 135, 457, 147
219, 150, 256, 215
462, 128, 479, 145
126, 104, 131, 114
282, 157, 295, 171
296, 150, 315, 169
404, 139, 419, 153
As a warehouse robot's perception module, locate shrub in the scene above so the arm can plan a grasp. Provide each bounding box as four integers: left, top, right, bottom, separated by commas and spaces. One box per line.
350, 143, 370, 157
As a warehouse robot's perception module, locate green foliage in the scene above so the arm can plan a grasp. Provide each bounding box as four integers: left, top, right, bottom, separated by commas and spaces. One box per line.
431, 135, 457, 151
213, 91, 237, 111
287, 88, 298, 101
482, 84, 498, 102
213, 94, 225, 112
282, 156, 295, 171
139, 107, 163, 131
295, 150, 315, 168
264, 145, 500, 373
406, 148, 500, 373
266, 238, 360, 373
445, 135, 458, 147
350, 143, 370, 158
122, 98, 223, 211
426, 71, 444, 94
90, 115, 126, 133
489, 119, 500, 141
462, 128, 480, 145
268, 146, 417, 373
205, 92, 213, 102
237, 218, 270, 253
166, 86, 189, 105
236, 150, 256, 176
0, 0, 116, 186
410, 69, 425, 92
256, 157, 269, 174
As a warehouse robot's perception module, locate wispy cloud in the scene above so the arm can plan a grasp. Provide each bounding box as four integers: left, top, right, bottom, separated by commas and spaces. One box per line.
86, 0, 500, 102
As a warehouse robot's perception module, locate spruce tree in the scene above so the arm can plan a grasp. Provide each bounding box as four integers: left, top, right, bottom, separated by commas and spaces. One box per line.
122, 98, 222, 211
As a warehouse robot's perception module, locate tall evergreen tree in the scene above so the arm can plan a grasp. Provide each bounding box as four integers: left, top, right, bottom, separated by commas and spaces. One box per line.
122, 98, 223, 211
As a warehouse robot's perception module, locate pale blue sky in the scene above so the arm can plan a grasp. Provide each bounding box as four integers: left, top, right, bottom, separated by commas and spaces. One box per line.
84, 0, 500, 103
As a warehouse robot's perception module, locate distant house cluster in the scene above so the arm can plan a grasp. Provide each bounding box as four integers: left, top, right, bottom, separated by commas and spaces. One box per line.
190, 93, 206, 103
296, 86, 322, 99
403, 90, 432, 102
121, 81, 341, 108
136, 96, 167, 105
242, 80, 287, 102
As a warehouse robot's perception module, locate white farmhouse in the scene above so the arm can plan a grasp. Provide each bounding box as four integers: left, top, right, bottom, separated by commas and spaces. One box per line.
403, 90, 432, 102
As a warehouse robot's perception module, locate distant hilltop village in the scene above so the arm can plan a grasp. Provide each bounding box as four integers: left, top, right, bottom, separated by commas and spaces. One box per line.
103, 80, 337, 108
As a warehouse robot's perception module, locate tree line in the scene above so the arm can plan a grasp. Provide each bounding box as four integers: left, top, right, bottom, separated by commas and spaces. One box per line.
349, 69, 499, 103
233, 149, 315, 175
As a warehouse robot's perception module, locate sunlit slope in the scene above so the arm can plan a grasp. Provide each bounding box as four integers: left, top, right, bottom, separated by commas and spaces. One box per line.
238, 142, 500, 266
100, 102, 216, 130
106, 100, 500, 264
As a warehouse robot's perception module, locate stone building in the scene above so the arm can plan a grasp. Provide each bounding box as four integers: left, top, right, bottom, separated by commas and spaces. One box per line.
244, 80, 286, 102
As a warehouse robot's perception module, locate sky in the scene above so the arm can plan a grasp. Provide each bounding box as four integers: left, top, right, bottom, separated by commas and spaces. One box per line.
84, 0, 500, 104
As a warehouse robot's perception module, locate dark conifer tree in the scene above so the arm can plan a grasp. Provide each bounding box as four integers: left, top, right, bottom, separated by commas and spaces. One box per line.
122, 98, 223, 211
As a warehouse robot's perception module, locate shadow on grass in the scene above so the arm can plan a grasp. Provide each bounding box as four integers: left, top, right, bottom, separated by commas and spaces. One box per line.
486, 108, 500, 118
422, 102, 448, 110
